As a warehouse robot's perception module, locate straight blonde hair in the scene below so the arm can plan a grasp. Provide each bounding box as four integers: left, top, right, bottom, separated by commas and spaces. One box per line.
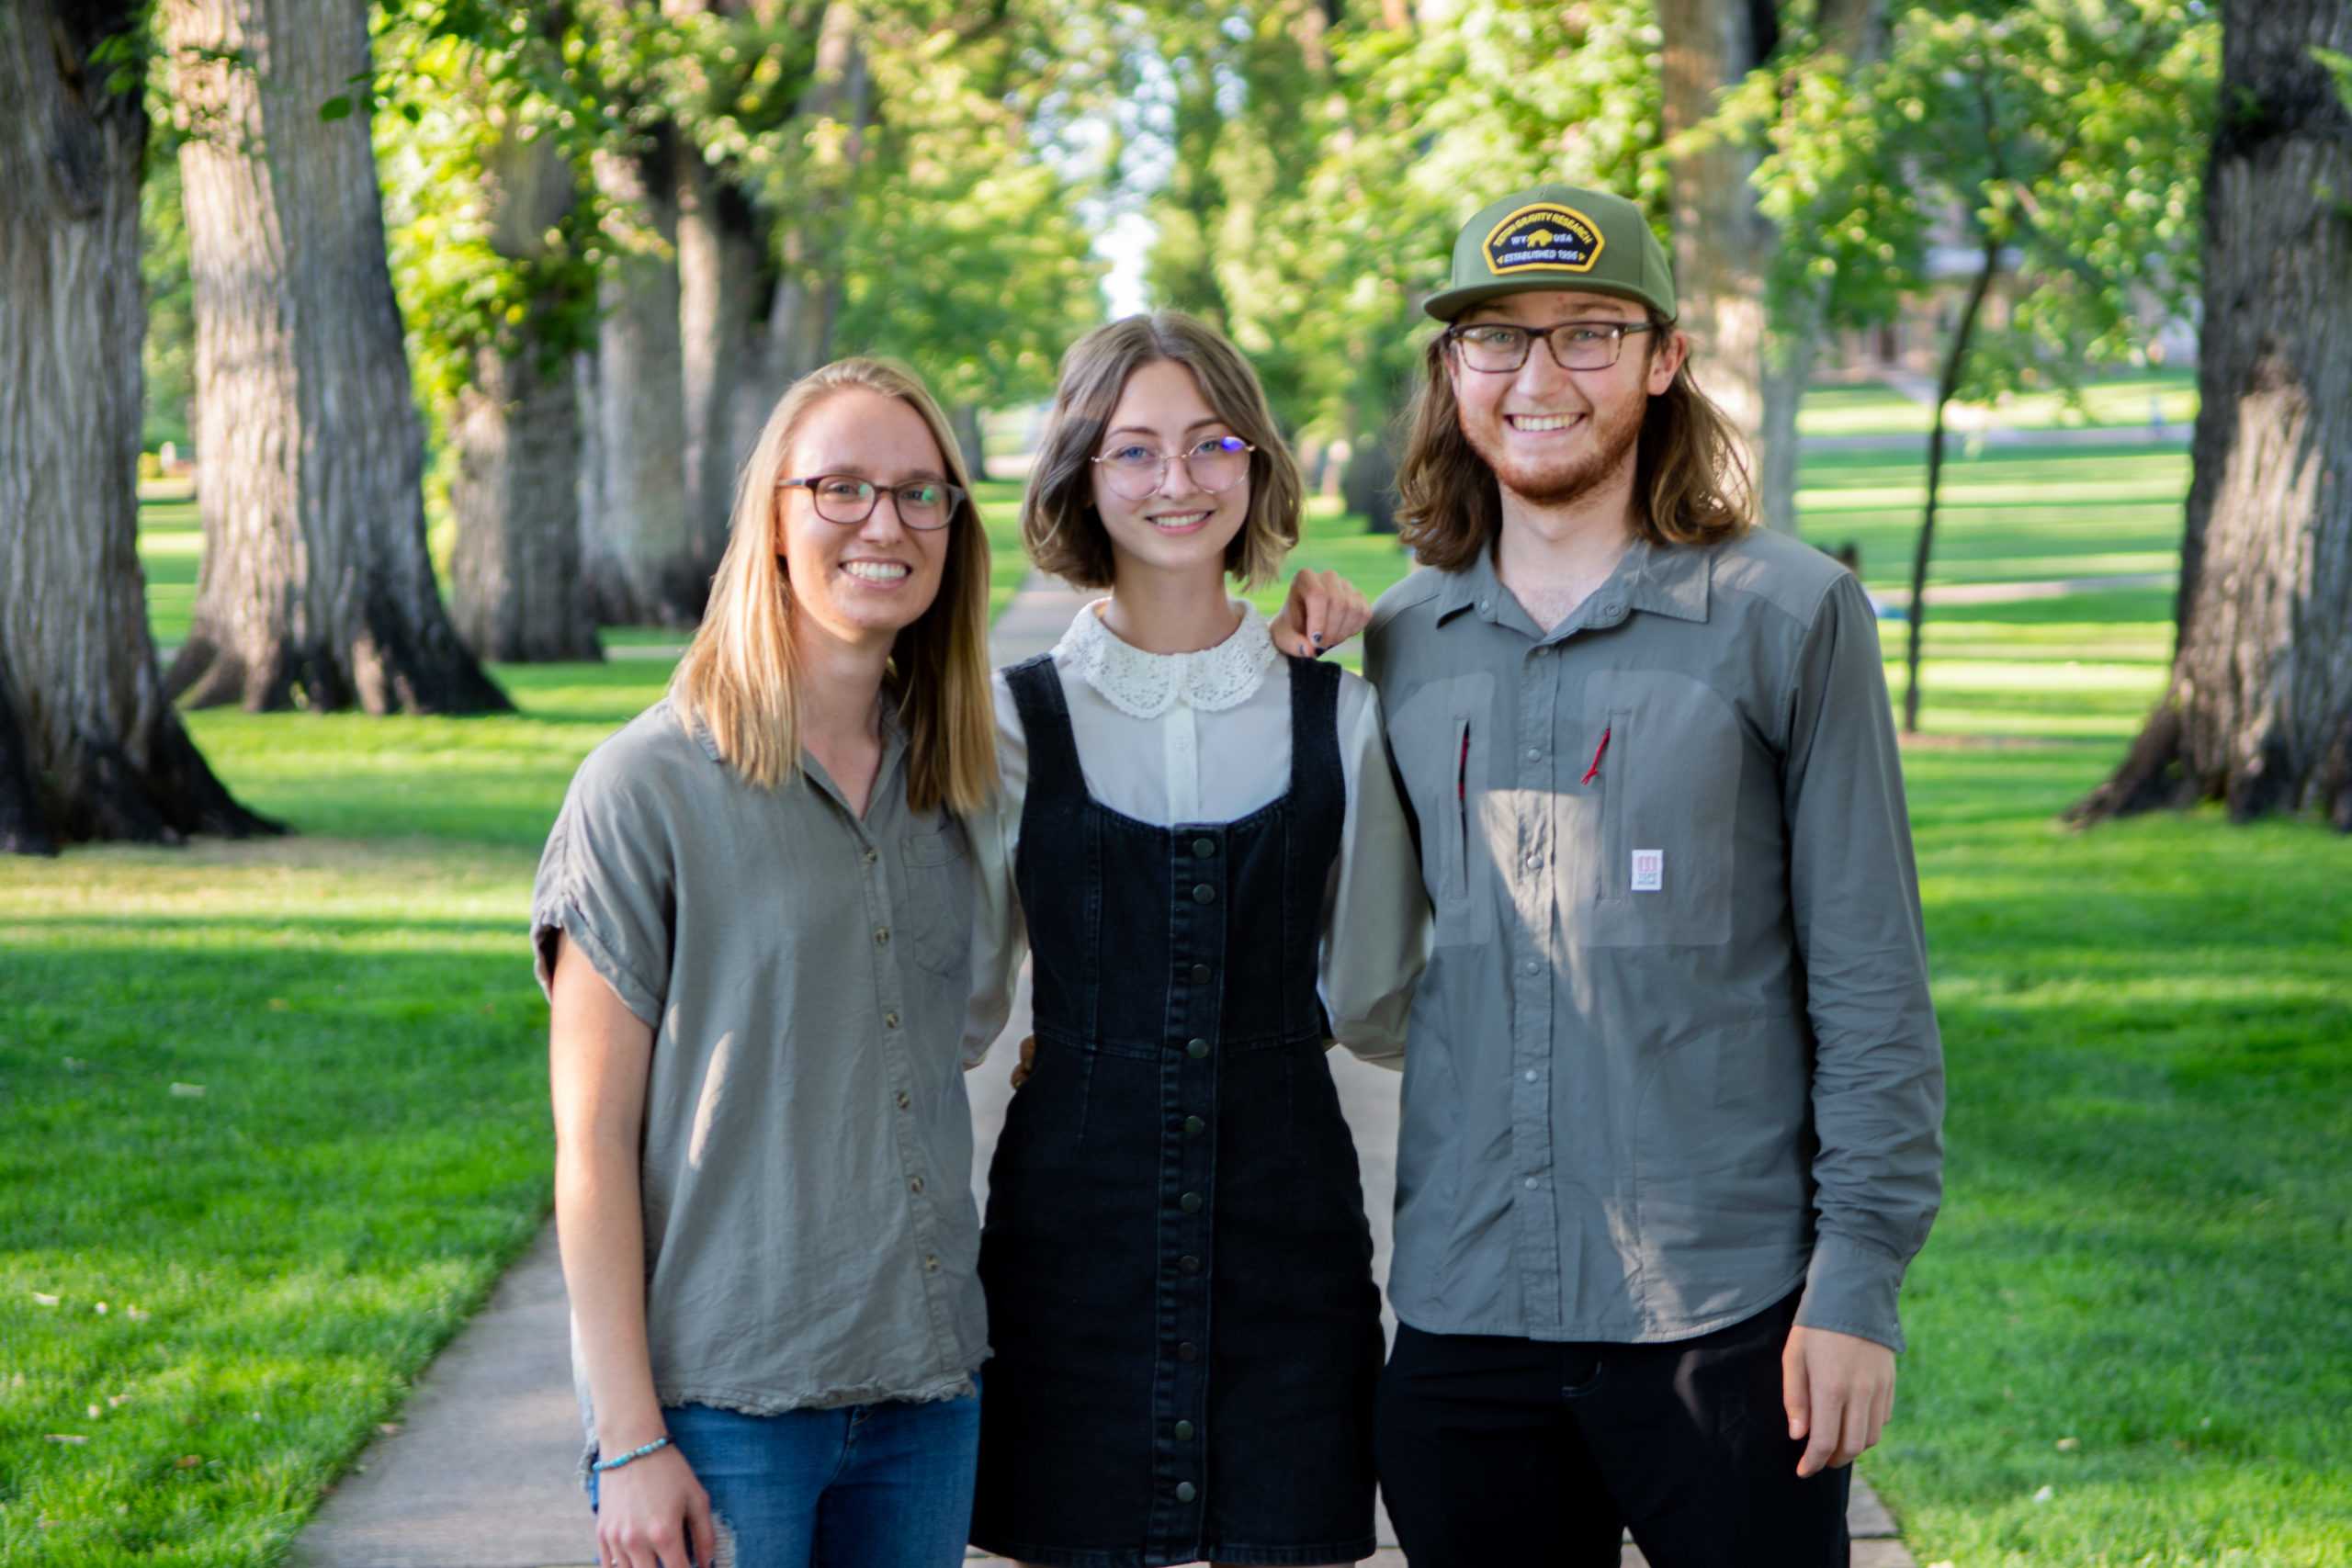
1021, 312, 1303, 590
1396, 315, 1754, 571
669, 358, 998, 817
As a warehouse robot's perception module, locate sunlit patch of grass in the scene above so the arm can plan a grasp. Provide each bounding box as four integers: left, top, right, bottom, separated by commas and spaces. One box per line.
1797, 369, 2199, 437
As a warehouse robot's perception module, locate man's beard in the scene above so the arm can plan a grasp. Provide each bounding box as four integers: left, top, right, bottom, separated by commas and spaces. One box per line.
1465, 392, 1645, 511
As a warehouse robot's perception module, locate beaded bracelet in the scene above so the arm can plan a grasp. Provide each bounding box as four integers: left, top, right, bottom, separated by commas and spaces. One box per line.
592, 1436, 672, 1473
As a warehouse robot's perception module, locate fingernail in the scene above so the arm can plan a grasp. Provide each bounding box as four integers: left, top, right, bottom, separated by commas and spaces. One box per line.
1311, 634, 1324, 648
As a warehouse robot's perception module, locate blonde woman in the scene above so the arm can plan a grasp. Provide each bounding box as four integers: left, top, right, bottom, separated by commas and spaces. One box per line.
534, 359, 997, 1568
964, 314, 1427, 1568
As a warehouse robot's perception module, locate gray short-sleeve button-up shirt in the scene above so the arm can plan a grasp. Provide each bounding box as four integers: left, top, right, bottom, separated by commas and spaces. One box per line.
531, 699, 988, 1470
1366, 530, 1944, 1351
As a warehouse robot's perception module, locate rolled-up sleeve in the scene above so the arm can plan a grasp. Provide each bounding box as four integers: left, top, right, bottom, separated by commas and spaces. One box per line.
530, 753, 675, 1029
1780, 572, 1945, 1351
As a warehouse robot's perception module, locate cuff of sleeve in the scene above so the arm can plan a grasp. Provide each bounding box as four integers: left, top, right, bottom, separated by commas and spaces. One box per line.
1795, 1232, 1907, 1353
533, 897, 663, 1029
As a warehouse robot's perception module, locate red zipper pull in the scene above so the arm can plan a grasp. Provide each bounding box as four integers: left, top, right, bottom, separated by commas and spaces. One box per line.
1581, 725, 1611, 785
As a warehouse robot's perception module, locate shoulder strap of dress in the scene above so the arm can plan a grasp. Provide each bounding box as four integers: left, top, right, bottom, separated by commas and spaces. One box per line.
1284, 654, 1344, 817
1004, 652, 1084, 799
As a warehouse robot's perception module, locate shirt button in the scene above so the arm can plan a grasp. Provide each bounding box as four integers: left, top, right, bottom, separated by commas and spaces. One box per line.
1186, 1039, 1209, 1059
1477, 598, 1491, 613
1193, 837, 1216, 857
1180, 1192, 1203, 1213
1179, 1255, 1202, 1274
1174, 1419, 1195, 1440
1177, 1341, 1198, 1362
1521, 959, 1541, 976
1524, 1069, 1538, 1083
1184, 1115, 1206, 1137
863, 847, 878, 864
1190, 964, 1211, 985
1175, 1481, 1197, 1503
883, 1010, 899, 1030
1524, 1177, 1540, 1190
1525, 748, 1542, 762
1601, 600, 1624, 617
1193, 883, 1216, 905
895, 1089, 910, 1110
1524, 852, 1544, 870
910, 1176, 926, 1194
873, 927, 890, 946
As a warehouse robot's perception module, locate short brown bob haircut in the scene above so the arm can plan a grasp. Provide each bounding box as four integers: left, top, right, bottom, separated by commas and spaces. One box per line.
1395, 308, 1754, 572
1023, 312, 1304, 591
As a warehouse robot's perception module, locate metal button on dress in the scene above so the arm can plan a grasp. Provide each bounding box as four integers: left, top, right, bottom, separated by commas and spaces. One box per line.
1174, 1420, 1195, 1440
873, 927, 890, 946
924, 1254, 940, 1271
1190, 964, 1211, 985
1181, 1192, 1203, 1213
1184, 1115, 1206, 1137
1193, 883, 1216, 905
883, 1010, 899, 1030
895, 1089, 910, 1110
1186, 1038, 1209, 1059
1175, 1482, 1197, 1503
863, 847, 878, 864
1178, 1341, 1198, 1361
1180, 1255, 1202, 1274
909, 1176, 925, 1194
1193, 837, 1216, 857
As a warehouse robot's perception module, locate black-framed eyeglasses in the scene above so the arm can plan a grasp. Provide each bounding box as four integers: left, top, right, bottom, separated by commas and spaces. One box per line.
778, 474, 966, 530
1443, 320, 1663, 374
1090, 435, 1255, 501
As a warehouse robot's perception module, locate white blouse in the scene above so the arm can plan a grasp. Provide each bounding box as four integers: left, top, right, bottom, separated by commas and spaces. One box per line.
963, 600, 1428, 1068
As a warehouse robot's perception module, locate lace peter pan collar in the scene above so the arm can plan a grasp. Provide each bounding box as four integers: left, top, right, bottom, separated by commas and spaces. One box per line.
1058, 600, 1279, 720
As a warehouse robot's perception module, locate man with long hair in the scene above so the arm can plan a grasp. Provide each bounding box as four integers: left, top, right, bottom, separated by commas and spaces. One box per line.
1363, 185, 1944, 1565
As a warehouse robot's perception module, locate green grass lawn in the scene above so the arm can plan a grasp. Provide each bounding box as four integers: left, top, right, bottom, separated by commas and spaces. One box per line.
15, 443, 2346, 1563
1799, 368, 2200, 437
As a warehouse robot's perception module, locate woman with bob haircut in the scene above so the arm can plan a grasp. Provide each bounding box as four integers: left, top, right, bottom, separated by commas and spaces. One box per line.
964, 312, 1428, 1568
534, 357, 998, 1568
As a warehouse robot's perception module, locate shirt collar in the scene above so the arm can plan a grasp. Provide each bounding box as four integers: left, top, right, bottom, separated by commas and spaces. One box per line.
1058, 598, 1279, 720
1432, 534, 1712, 632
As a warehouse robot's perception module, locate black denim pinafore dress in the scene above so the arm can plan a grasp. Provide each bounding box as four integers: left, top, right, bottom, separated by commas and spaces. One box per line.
971, 653, 1383, 1568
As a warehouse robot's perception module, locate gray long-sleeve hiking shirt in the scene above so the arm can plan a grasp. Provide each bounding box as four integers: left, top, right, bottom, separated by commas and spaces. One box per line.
1363, 528, 1944, 1351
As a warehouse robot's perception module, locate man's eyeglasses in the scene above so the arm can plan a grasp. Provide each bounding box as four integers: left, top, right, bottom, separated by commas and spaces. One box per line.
1443, 320, 1662, 374
1091, 435, 1255, 501
779, 475, 966, 531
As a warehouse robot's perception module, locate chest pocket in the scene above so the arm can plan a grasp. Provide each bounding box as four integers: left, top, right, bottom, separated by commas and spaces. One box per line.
1586, 669, 1743, 947
1388, 672, 1496, 949
897, 818, 974, 983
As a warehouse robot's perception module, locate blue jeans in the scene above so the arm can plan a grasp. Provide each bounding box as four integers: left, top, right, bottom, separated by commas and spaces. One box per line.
591, 1383, 981, 1568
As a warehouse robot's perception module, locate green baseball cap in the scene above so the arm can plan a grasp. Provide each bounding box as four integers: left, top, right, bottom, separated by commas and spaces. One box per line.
1424, 183, 1677, 323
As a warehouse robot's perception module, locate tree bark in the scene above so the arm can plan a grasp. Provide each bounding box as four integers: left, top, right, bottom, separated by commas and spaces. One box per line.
1659, 0, 1888, 537
159, 0, 508, 713
450, 127, 600, 662
2075, 0, 2352, 829
1, 0, 277, 852
1659, 0, 1778, 526
678, 144, 765, 555
583, 133, 705, 626
951, 403, 991, 483
1903, 233, 2000, 734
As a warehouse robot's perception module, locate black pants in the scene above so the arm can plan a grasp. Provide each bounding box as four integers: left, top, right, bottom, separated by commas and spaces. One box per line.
1374, 1291, 1850, 1567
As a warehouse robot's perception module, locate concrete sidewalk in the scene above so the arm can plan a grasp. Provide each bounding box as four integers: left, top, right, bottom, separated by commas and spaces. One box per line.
291, 571, 1917, 1568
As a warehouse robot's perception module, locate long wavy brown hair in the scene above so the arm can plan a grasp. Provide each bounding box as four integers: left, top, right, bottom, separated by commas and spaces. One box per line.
1395, 314, 1753, 571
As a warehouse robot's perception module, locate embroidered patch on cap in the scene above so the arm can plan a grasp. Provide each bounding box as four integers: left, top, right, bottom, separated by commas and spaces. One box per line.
1482, 202, 1604, 276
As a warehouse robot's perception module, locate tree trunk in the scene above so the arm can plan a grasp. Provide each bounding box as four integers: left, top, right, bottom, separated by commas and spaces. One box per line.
1659, 0, 1779, 527
584, 133, 704, 626
951, 403, 991, 483
2075, 0, 2352, 829
678, 145, 765, 553
1903, 234, 2001, 734
1659, 0, 1889, 537
1, 0, 277, 852
451, 127, 599, 662
159, 0, 508, 714
1342, 437, 1399, 536
741, 0, 866, 446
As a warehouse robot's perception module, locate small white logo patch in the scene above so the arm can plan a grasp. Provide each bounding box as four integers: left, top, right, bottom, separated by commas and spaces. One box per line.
1631, 849, 1664, 892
